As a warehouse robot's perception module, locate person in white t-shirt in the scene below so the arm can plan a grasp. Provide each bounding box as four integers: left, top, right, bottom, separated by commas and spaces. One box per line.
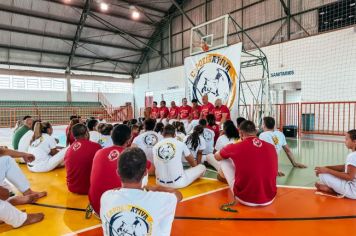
97, 114, 107, 124
259, 117, 306, 176
153, 125, 206, 189
172, 121, 186, 142
100, 147, 182, 236
27, 122, 67, 173
315, 130, 356, 199
184, 125, 206, 164
98, 124, 114, 148
214, 120, 240, 152
87, 119, 100, 143
199, 119, 215, 156
18, 120, 41, 153
206, 120, 240, 181
132, 119, 163, 174
173, 121, 186, 142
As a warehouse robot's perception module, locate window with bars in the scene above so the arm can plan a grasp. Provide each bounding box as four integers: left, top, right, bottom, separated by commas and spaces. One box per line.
0, 76, 66, 91
319, 0, 356, 32
0, 75, 132, 93
70, 79, 133, 94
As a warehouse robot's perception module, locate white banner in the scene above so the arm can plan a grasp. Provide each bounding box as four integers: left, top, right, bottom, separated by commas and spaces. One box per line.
184, 43, 242, 121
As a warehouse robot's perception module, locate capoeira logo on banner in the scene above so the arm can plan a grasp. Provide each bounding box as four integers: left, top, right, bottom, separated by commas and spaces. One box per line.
185, 43, 242, 110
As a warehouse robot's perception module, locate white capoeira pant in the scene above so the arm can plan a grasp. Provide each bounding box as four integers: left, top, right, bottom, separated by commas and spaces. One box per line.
0, 200, 27, 228
186, 120, 199, 134
168, 119, 178, 125
156, 164, 206, 189
180, 119, 189, 131
206, 155, 274, 206
319, 173, 356, 199
161, 118, 168, 126
27, 148, 67, 173
0, 156, 30, 193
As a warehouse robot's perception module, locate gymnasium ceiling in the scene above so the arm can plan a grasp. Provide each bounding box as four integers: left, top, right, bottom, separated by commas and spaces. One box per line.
0, 0, 183, 78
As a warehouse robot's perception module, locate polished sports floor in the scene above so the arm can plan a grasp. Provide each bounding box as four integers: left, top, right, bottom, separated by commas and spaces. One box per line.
0, 127, 355, 236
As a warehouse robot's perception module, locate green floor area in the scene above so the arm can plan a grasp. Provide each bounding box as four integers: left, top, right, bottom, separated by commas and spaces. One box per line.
204, 138, 350, 187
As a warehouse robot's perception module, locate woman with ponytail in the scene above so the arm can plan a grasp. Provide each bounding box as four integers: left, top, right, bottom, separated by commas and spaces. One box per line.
27, 122, 67, 172
184, 125, 206, 164
215, 120, 240, 152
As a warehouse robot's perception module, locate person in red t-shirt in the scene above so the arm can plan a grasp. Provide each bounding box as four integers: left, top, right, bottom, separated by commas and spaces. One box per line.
178, 98, 192, 131
158, 101, 169, 125
214, 120, 278, 206
150, 101, 159, 120
206, 114, 220, 144
127, 124, 140, 147
190, 99, 201, 120
167, 101, 179, 124
65, 123, 101, 195
66, 117, 80, 146
89, 124, 133, 214
200, 95, 214, 120
212, 98, 231, 124
187, 99, 201, 133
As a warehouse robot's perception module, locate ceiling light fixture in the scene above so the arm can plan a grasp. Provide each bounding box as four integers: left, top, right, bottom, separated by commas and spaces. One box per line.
129, 6, 140, 20
100, 2, 109, 11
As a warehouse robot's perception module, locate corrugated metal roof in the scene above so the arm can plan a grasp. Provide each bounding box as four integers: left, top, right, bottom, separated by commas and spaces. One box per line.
0, 0, 174, 76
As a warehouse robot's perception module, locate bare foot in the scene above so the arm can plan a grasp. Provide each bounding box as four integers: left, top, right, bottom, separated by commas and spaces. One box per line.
21, 213, 44, 227
8, 194, 38, 206
23, 189, 47, 199
278, 171, 285, 177
217, 174, 227, 183
315, 182, 337, 194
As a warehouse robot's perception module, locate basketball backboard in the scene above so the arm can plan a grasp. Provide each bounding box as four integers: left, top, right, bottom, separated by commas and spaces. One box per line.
190, 15, 229, 55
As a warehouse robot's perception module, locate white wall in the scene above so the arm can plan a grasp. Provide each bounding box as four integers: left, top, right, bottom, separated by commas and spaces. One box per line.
0, 89, 133, 107
286, 90, 302, 103
134, 66, 185, 115
243, 27, 356, 102
0, 89, 66, 101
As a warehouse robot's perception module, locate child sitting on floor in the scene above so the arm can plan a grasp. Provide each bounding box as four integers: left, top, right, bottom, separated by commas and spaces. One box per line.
315, 129, 356, 199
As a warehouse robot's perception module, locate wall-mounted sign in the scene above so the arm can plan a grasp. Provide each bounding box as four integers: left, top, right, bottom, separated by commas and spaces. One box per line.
271, 70, 294, 77
167, 86, 179, 90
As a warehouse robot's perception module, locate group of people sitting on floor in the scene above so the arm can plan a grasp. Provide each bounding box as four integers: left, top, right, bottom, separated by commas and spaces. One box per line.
1, 96, 356, 235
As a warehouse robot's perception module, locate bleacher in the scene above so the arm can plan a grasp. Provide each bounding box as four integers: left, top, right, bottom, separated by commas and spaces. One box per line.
0, 101, 109, 127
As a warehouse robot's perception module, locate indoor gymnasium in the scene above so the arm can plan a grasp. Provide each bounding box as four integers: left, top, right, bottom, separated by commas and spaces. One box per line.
0, 0, 356, 235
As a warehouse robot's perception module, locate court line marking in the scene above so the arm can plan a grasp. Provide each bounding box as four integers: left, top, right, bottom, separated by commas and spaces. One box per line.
200, 176, 219, 181
32, 185, 315, 212
277, 185, 315, 190
31, 202, 86, 212
182, 186, 229, 202
63, 224, 102, 236
174, 215, 356, 221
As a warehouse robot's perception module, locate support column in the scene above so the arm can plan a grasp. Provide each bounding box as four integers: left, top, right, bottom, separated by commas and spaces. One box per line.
66, 73, 72, 102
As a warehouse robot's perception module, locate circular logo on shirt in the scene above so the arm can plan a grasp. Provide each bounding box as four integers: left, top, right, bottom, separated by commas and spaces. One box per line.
144, 134, 158, 147
105, 205, 153, 236
187, 54, 237, 109
203, 130, 213, 141
253, 138, 262, 148
72, 142, 81, 151
157, 143, 176, 162
108, 150, 120, 161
